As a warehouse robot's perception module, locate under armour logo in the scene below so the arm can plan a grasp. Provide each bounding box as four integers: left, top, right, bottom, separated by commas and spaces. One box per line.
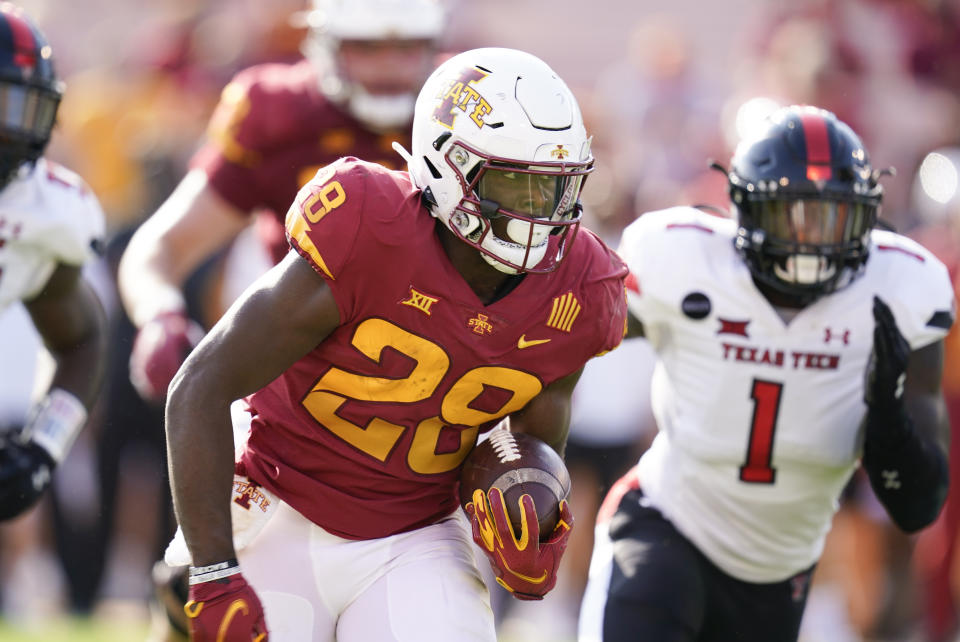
882, 469, 901, 490
895, 373, 906, 399
31, 464, 50, 491
823, 327, 850, 345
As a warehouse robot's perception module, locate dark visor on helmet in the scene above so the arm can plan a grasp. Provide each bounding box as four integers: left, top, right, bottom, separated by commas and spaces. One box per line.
0, 78, 59, 143
749, 199, 873, 250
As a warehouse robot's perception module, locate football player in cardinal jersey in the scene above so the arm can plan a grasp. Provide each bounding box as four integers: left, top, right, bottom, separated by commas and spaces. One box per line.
162, 47, 627, 641
117, 0, 446, 404
578, 105, 954, 642
0, 3, 107, 521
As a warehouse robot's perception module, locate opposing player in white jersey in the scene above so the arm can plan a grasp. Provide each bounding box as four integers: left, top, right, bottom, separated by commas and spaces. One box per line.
578, 105, 954, 642
0, 3, 107, 521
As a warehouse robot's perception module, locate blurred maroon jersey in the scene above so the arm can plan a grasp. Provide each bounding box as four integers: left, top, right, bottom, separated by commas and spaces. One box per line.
190, 59, 411, 263
239, 157, 628, 540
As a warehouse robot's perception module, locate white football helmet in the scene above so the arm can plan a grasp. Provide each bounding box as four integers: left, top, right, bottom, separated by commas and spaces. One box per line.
395, 48, 593, 274
300, 0, 445, 131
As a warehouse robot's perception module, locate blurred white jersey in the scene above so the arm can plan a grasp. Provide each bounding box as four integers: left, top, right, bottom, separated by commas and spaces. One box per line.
0, 159, 105, 309
569, 337, 657, 446
618, 206, 954, 583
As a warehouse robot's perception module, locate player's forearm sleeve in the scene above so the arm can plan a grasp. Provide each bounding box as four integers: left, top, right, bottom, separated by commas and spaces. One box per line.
862, 405, 948, 533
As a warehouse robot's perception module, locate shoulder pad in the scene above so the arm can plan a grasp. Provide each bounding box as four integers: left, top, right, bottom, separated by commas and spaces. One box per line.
205, 62, 319, 166
28, 161, 106, 266
869, 230, 955, 348
285, 158, 416, 281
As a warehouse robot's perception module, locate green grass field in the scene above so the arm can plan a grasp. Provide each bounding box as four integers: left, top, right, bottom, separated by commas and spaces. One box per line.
0, 615, 151, 642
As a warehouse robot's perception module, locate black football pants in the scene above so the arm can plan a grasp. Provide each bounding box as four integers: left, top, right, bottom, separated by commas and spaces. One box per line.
601, 489, 814, 642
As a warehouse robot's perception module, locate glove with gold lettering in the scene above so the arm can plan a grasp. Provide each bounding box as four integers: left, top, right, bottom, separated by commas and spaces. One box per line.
185, 561, 268, 642
465, 487, 573, 600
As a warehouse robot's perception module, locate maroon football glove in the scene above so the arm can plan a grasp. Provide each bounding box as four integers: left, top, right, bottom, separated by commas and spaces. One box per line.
129, 310, 204, 403
465, 487, 573, 600
185, 573, 267, 642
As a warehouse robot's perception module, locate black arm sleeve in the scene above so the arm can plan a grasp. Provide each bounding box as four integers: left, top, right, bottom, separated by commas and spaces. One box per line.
861, 404, 949, 533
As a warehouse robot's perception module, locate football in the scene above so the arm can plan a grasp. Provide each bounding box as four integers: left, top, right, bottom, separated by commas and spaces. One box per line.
459, 427, 571, 540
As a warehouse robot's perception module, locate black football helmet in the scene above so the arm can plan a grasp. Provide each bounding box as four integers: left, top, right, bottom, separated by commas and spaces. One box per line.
0, 4, 63, 187
728, 105, 883, 304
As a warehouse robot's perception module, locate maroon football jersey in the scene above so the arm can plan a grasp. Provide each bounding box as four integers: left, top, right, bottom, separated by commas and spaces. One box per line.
240, 158, 628, 540
189, 59, 411, 263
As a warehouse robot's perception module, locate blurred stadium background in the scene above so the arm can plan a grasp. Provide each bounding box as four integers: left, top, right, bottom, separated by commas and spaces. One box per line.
2, 0, 960, 640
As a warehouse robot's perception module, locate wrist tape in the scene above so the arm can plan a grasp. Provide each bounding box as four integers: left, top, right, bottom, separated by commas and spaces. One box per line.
189, 558, 241, 585
24, 388, 87, 464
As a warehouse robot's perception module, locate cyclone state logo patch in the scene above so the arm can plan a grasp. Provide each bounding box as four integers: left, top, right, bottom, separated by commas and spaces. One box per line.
681, 292, 711, 320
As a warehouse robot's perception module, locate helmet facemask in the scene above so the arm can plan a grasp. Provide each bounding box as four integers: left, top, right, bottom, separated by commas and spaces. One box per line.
300, 0, 443, 132
440, 141, 590, 274
734, 194, 877, 302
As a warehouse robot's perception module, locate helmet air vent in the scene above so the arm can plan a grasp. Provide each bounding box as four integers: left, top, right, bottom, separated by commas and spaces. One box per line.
432, 132, 452, 151
423, 156, 442, 179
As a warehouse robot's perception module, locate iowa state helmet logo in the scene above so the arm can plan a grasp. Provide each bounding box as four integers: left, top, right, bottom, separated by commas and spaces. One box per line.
432, 66, 493, 130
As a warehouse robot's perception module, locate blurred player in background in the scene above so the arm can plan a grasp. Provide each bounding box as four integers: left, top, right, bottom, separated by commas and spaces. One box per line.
118, 0, 446, 405
116, 3, 445, 634
162, 47, 626, 641
579, 105, 953, 642
0, 2, 107, 523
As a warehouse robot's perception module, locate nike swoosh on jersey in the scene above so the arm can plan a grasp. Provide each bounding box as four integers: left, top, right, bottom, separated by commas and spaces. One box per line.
518, 335, 551, 349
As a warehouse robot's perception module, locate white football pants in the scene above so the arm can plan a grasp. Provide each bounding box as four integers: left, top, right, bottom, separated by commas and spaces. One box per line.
238, 500, 497, 641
